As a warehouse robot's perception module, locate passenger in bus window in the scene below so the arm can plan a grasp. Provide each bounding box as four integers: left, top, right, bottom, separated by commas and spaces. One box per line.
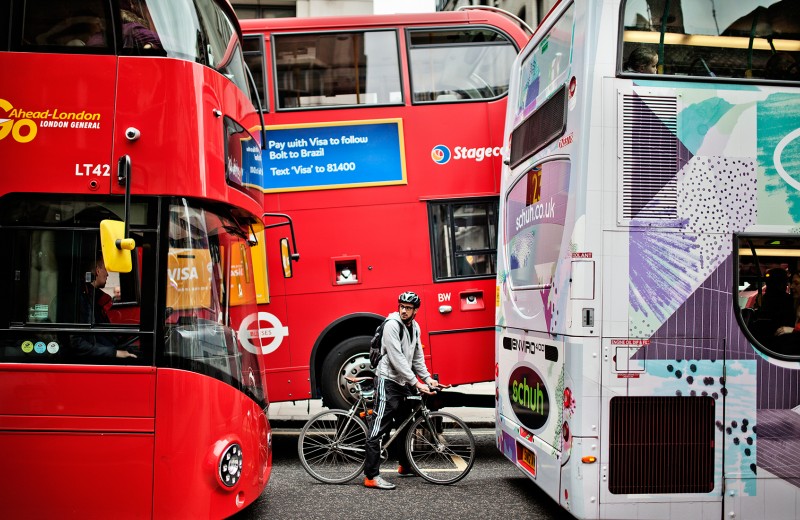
364, 291, 439, 490
750, 268, 795, 348
766, 52, 800, 81
72, 257, 137, 360
119, 0, 161, 51
624, 46, 658, 74
37, 15, 105, 46
774, 272, 800, 336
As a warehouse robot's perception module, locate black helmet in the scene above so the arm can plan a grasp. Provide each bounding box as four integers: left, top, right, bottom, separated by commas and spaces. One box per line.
398, 291, 421, 308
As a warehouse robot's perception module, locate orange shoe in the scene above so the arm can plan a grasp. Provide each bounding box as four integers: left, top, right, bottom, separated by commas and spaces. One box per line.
397, 465, 417, 477
364, 475, 396, 489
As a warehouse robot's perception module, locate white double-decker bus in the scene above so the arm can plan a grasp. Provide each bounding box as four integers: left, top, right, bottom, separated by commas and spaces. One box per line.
495, 1, 800, 518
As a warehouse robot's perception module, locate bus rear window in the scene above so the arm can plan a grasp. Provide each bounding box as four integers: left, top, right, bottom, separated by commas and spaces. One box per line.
505, 160, 571, 290
273, 30, 402, 109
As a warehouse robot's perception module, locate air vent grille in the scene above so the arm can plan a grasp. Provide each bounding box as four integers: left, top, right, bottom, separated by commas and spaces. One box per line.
621, 94, 678, 220
609, 396, 715, 494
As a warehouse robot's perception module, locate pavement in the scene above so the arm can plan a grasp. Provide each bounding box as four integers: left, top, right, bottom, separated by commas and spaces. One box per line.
267, 382, 496, 429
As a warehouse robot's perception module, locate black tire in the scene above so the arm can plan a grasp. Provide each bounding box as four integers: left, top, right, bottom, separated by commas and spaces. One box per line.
405, 411, 476, 484
321, 335, 374, 409
297, 409, 368, 484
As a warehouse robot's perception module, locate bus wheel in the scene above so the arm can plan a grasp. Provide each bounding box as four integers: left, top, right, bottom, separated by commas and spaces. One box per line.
321, 336, 374, 410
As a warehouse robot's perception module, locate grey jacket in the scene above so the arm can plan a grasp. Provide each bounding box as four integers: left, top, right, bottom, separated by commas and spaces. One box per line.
377, 311, 431, 386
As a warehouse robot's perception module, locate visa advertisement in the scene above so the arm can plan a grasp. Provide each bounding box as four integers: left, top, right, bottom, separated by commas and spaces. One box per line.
260, 119, 406, 192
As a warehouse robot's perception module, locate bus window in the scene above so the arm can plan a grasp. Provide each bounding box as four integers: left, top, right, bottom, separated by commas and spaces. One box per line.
429, 199, 498, 280
408, 28, 519, 102
273, 30, 402, 109
736, 234, 800, 359
243, 35, 267, 109
504, 161, 570, 290
0, 2, 8, 51
17, 0, 111, 51
164, 202, 266, 407
0, 198, 152, 365
621, 0, 800, 81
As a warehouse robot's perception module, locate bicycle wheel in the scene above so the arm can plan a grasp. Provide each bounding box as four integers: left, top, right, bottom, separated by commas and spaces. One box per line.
298, 409, 368, 484
405, 411, 476, 484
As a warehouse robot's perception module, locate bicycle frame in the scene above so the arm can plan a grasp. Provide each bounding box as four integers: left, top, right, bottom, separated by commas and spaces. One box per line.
298, 377, 476, 485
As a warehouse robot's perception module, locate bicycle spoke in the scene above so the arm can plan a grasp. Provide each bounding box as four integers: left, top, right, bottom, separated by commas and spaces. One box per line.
298, 410, 368, 484
406, 411, 475, 484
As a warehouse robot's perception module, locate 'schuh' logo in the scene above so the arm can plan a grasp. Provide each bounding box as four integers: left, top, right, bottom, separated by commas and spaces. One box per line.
431, 144, 451, 165
0, 99, 37, 143
507, 364, 550, 431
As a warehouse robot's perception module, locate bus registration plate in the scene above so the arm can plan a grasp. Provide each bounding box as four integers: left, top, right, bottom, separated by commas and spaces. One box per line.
519, 445, 536, 477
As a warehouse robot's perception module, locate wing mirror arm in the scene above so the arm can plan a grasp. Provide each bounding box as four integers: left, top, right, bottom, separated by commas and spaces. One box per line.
262, 212, 300, 261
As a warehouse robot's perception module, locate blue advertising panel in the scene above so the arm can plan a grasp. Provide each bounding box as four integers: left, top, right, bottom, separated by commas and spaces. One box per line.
259, 119, 406, 193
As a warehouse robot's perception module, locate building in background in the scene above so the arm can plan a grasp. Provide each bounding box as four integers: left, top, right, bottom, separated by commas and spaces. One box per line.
231, 0, 433, 19
230, 0, 553, 28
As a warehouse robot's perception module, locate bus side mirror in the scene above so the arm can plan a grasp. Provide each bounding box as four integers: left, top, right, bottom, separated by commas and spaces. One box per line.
280, 237, 293, 278
100, 219, 136, 273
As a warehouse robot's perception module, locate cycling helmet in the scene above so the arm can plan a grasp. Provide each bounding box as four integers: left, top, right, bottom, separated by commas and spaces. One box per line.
398, 291, 421, 308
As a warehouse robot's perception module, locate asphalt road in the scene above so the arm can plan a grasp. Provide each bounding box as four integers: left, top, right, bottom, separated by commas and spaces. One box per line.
231, 426, 572, 520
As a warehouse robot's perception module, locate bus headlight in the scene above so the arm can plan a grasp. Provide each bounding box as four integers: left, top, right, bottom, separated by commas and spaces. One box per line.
219, 443, 243, 487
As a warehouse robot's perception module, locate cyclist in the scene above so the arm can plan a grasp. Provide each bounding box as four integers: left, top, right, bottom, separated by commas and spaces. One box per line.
364, 291, 439, 490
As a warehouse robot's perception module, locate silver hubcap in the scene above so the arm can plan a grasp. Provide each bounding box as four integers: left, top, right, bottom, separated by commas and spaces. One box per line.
337, 353, 373, 404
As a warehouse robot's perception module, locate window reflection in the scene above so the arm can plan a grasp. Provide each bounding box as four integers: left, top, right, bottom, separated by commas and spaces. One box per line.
430, 199, 498, 280
621, 0, 800, 81
274, 30, 402, 109
164, 201, 266, 406
410, 28, 518, 102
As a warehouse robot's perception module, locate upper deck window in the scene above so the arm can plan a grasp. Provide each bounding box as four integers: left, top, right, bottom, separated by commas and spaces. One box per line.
408, 27, 518, 103
17, 0, 112, 51
621, 0, 800, 81
243, 35, 267, 109
273, 30, 402, 109
11, 0, 251, 92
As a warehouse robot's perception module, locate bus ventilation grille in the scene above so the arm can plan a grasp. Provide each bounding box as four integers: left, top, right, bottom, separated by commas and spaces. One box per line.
509, 84, 567, 169
621, 93, 678, 222
609, 396, 715, 494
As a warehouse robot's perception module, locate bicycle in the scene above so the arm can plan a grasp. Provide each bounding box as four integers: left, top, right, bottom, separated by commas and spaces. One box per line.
297, 376, 476, 485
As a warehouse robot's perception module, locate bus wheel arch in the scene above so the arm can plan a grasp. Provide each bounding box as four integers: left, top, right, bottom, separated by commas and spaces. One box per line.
311, 313, 382, 409
321, 335, 374, 409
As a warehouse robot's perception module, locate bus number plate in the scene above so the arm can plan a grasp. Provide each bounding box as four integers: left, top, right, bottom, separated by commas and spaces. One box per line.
519, 445, 536, 478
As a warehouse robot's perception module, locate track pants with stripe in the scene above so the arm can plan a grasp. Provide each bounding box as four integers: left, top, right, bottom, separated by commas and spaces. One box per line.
364, 377, 413, 479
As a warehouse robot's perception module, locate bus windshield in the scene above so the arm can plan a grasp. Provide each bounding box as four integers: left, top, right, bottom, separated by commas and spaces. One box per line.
164, 201, 266, 407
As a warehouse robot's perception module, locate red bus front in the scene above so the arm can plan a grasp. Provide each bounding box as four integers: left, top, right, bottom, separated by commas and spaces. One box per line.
0, 1, 271, 517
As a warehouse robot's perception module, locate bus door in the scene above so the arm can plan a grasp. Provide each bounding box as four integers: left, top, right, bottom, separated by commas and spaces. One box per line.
423, 199, 498, 385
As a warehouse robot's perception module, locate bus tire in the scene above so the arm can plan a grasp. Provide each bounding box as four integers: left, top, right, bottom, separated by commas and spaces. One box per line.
321, 335, 374, 409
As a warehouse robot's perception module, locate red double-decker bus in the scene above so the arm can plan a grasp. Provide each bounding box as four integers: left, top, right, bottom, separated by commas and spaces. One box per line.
0, 1, 273, 517
240, 8, 530, 409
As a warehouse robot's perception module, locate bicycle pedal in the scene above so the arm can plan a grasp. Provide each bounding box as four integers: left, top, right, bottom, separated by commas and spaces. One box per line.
358, 409, 374, 418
